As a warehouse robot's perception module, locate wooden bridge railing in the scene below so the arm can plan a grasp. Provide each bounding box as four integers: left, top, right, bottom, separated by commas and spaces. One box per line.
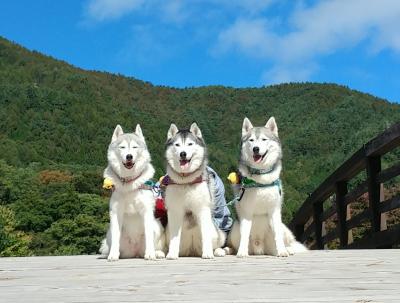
289, 122, 400, 249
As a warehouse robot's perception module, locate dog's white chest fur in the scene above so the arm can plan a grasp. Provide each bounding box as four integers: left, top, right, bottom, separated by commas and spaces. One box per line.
112, 188, 153, 215
165, 182, 212, 211
237, 186, 281, 216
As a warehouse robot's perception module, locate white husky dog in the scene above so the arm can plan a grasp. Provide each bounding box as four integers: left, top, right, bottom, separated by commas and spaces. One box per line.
99, 125, 165, 261
228, 117, 306, 257
163, 123, 227, 259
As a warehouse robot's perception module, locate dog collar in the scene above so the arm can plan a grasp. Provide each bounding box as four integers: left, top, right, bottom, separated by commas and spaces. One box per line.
119, 175, 140, 184
227, 177, 282, 211
242, 177, 281, 190
245, 164, 275, 175
161, 175, 205, 186
113, 169, 143, 184
168, 165, 203, 178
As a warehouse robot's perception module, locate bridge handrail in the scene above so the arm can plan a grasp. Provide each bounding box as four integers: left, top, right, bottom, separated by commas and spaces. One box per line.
289, 122, 400, 249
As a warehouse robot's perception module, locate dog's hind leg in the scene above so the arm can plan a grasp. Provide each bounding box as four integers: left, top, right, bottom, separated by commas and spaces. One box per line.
226, 221, 239, 255
269, 210, 289, 257
214, 248, 226, 257
155, 250, 165, 259
223, 247, 234, 255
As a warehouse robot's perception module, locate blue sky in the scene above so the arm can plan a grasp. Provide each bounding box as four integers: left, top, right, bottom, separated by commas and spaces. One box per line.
1, 0, 400, 103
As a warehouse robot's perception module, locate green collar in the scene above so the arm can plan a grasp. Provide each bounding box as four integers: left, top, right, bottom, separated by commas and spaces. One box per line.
245, 164, 275, 175
242, 177, 282, 193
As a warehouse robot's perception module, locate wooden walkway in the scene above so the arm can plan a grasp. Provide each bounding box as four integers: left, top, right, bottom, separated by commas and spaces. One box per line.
0, 250, 399, 302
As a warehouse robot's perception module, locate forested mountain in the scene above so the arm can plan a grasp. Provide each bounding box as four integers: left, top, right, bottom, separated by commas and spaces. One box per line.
0, 37, 399, 256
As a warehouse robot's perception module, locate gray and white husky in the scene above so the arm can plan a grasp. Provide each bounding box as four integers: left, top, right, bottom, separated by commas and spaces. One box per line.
228, 117, 306, 257
163, 123, 227, 259
99, 124, 165, 261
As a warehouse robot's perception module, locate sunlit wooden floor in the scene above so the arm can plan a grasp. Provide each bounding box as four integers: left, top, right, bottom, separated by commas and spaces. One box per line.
0, 250, 399, 302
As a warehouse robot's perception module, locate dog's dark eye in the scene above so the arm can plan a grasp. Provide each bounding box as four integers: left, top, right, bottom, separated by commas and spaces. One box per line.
249, 139, 254, 142
262, 138, 267, 141
132, 146, 138, 149
119, 146, 126, 149
188, 143, 193, 146
175, 143, 180, 147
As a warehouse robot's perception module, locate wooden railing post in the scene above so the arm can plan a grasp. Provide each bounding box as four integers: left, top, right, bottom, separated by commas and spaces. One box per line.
380, 183, 387, 231
321, 221, 327, 249
346, 205, 353, 244
366, 156, 382, 234
313, 202, 324, 249
335, 181, 348, 248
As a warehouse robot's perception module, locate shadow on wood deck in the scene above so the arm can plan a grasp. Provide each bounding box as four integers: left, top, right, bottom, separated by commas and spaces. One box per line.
1, 250, 399, 302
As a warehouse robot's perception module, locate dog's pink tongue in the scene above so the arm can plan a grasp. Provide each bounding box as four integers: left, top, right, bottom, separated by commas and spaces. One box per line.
253, 155, 262, 163
180, 160, 189, 169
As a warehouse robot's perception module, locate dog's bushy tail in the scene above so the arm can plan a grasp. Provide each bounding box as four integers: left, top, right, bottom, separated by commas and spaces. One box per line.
99, 238, 109, 256
283, 224, 308, 253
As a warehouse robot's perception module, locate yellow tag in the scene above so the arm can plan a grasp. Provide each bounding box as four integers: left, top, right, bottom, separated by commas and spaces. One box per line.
103, 177, 114, 190
227, 172, 239, 184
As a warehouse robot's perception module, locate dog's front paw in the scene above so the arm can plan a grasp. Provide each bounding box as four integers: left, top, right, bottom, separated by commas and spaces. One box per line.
202, 251, 215, 259
107, 251, 120, 262
236, 246, 249, 258
155, 250, 166, 259
286, 246, 295, 255
144, 251, 157, 261
214, 248, 226, 257
275, 248, 289, 257
166, 252, 179, 260
223, 247, 234, 255
236, 250, 249, 258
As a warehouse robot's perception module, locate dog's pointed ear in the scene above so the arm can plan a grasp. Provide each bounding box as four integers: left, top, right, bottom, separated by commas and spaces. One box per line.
167, 123, 179, 140
112, 125, 124, 143
242, 117, 253, 137
265, 117, 278, 137
190, 122, 202, 139
135, 124, 144, 139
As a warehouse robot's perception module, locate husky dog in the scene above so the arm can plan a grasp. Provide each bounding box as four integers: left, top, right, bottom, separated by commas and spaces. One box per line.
163, 123, 228, 259
99, 125, 165, 261
228, 117, 306, 257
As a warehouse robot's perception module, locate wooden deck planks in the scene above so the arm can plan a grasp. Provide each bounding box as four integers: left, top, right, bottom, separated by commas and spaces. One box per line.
0, 250, 399, 303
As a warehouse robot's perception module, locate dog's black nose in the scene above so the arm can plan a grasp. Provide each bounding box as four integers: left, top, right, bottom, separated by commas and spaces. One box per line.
126, 154, 133, 161
180, 151, 187, 159
253, 147, 260, 154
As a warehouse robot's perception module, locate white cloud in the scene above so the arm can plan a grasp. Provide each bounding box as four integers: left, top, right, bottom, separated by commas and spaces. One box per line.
115, 24, 177, 66
215, 0, 400, 83
262, 63, 318, 85
83, 0, 276, 24
160, 0, 187, 23
212, 18, 277, 58
85, 0, 144, 22
215, 0, 276, 14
